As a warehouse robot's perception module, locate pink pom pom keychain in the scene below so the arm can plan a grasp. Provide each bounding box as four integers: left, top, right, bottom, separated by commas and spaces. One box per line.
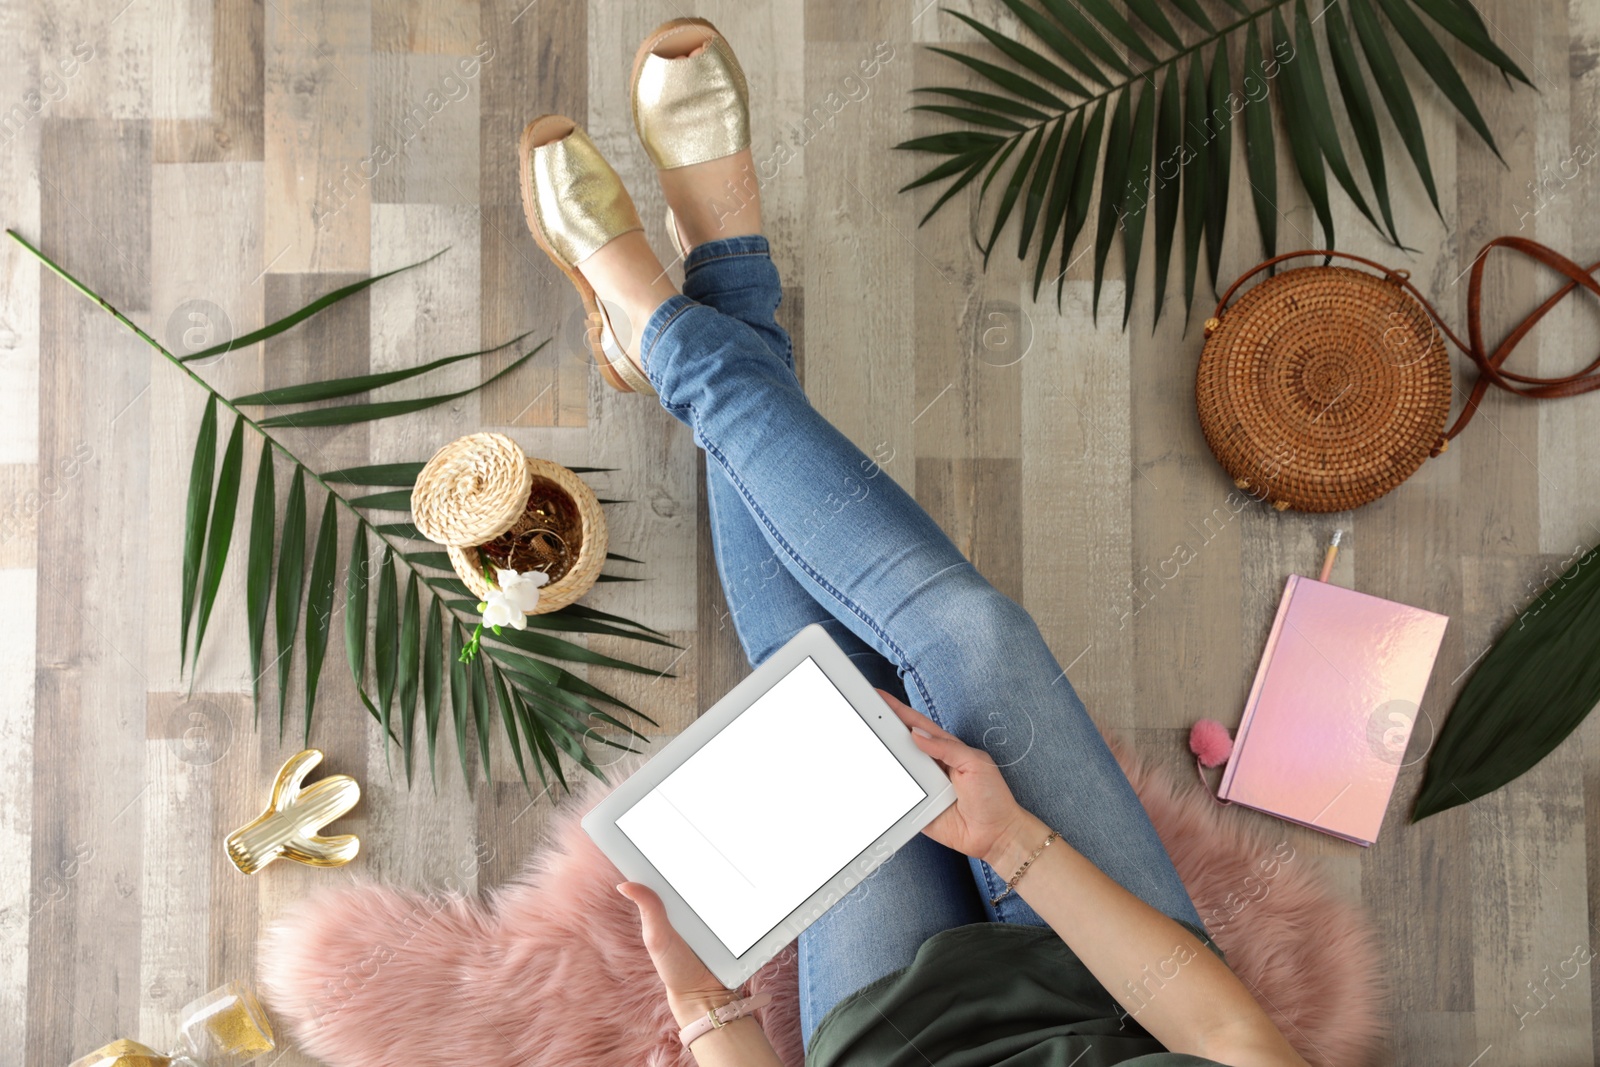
1188, 718, 1235, 801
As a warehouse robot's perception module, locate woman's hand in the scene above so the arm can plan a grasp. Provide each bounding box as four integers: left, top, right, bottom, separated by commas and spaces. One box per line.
617, 882, 735, 1026
876, 689, 1032, 863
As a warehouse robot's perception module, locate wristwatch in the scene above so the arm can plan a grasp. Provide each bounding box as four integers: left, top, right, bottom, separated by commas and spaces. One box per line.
678, 990, 773, 1049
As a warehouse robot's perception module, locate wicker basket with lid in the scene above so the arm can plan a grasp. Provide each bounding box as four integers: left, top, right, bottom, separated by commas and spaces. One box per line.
410, 432, 606, 614
1197, 240, 1600, 513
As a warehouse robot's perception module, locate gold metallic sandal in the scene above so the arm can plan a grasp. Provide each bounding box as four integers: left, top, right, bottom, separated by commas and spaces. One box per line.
518, 115, 655, 395
630, 17, 751, 259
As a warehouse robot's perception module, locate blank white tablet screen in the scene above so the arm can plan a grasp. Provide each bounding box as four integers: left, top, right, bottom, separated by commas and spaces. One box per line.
615, 657, 927, 957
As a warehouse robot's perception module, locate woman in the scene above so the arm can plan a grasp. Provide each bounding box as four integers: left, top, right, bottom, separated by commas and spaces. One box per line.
520, 19, 1311, 1067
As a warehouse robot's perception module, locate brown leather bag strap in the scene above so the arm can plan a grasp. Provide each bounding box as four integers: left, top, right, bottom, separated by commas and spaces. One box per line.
1211, 240, 1600, 455
1445, 236, 1600, 445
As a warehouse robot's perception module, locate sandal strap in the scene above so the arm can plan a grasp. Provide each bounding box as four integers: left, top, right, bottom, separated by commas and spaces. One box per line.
595, 303, 656, 396
528, 126, 642, 266
632, 33, 750, 170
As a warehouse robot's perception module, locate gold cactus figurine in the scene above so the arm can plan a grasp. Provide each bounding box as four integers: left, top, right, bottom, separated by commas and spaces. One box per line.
225, 749, 360, 875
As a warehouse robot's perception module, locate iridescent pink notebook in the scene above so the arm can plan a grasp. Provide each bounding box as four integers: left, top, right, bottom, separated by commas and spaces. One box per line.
1217, 576, 1448, 846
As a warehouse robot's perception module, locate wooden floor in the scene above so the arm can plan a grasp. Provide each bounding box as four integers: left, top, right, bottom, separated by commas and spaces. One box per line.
3, 0, 1598, 1063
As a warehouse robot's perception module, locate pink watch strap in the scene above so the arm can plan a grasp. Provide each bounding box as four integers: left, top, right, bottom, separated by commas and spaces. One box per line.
678, 989, 773, 1049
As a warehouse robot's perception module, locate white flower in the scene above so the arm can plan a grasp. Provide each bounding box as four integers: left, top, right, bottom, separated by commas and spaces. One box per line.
480, 568, 550, 631
497, 568, 549, 610
480, 590, 524, 630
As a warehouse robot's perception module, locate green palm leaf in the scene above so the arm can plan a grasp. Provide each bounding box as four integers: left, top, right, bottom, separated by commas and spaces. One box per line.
1122, 0, 1184, 50
1287, 0, 1385, 239
180, 395, 218, 671
274, 466, 308, 739
1151, 66, 1183, 329
1180, 56, 1209, 316
1017, 116, 1067, 261
1273, 8, 1336, 247
1035, 0, 1133, 79
1076, 0, 1160, 64
926, 47, 1067, 110
344, 521, 370, 700
984, 126, 1045, 266
515, 694, 560, 793
1415, 545, 1600, 821
398, 572, 421, 783
486, 626, 674, 676
910, 105, 1028, 133
192, 414, 245, 673
523, 694, 569, 791
561, 601, 672, 639
375, 522, 426, 540
1092, 88, 1135, 323
232, 331, 536, 407
257, 343, 544, 429
323, 462, 427, 486
470, 652, 492, 784
898, 0, 1521, 327
449, 621, 472, 788
992, 0, 1104, 89
423, 601, 444, 786
1054, 98, 1105, 305
1242, 19, 1279, 261
493, 667, 532, 791
1410, 0, 1530, 84
901, 151, 990, 226
1032, 110, 1087, 300
349, 489, 416, 511
245, 445, 275, 710
1119, 83, 1157, 327
302, 490, 339, 743
11, 228, 671, 796
1351, 0, 1442, 218
1165, 0, 1216, 33
525, 694, 604, 778
177, 249, 446, 363
1326, 0, 1402, 247
1203, 43, 1233, 291
374, 546, 399, 767
912, 87, 1050, 121
1373, 0, 1502, 158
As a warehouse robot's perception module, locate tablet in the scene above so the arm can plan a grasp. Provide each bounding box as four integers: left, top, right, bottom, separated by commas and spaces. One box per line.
582, 623, 956, 987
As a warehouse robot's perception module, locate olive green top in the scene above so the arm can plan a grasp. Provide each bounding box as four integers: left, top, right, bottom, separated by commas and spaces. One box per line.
805, 921, 1232, 1067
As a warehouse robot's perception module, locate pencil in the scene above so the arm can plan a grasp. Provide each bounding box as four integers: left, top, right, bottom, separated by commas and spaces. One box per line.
1317, 529, 1344, 583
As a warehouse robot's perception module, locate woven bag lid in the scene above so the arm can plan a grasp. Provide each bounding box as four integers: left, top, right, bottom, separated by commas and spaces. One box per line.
410, 432, 534, 546
1196, 264, 1453, 513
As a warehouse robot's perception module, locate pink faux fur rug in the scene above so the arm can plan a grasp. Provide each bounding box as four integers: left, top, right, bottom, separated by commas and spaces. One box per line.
257, 737, 1387, 1066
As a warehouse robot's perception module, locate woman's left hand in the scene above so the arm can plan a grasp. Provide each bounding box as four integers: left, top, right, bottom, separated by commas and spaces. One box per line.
617, 881, 735, 1024
876, 689, 1032, 864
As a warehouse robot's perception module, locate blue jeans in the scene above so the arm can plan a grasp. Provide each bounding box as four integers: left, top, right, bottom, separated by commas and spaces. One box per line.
639, 236, 1204, 1049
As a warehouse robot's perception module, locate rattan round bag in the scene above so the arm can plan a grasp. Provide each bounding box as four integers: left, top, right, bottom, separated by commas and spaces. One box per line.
1196, 254, 1452, 513
1197, 240, 1600, 513
410, 432, 606, 614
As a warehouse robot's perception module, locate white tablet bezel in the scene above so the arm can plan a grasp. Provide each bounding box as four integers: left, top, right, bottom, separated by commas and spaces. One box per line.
582, 623, 956, 988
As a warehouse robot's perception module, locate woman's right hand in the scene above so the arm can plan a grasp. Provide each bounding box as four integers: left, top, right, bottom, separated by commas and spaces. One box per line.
876, 689, 1034, 864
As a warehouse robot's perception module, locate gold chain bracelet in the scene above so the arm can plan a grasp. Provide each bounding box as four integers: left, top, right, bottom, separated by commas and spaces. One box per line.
990, 829, 1060, 906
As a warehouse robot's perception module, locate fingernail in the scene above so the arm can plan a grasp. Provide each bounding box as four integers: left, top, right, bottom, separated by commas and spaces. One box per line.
911, 726, 933, 738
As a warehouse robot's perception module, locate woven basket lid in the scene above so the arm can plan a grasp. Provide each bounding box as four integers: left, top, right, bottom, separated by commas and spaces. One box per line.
1196, 264, 1453, 513
411, 432, 533, 546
